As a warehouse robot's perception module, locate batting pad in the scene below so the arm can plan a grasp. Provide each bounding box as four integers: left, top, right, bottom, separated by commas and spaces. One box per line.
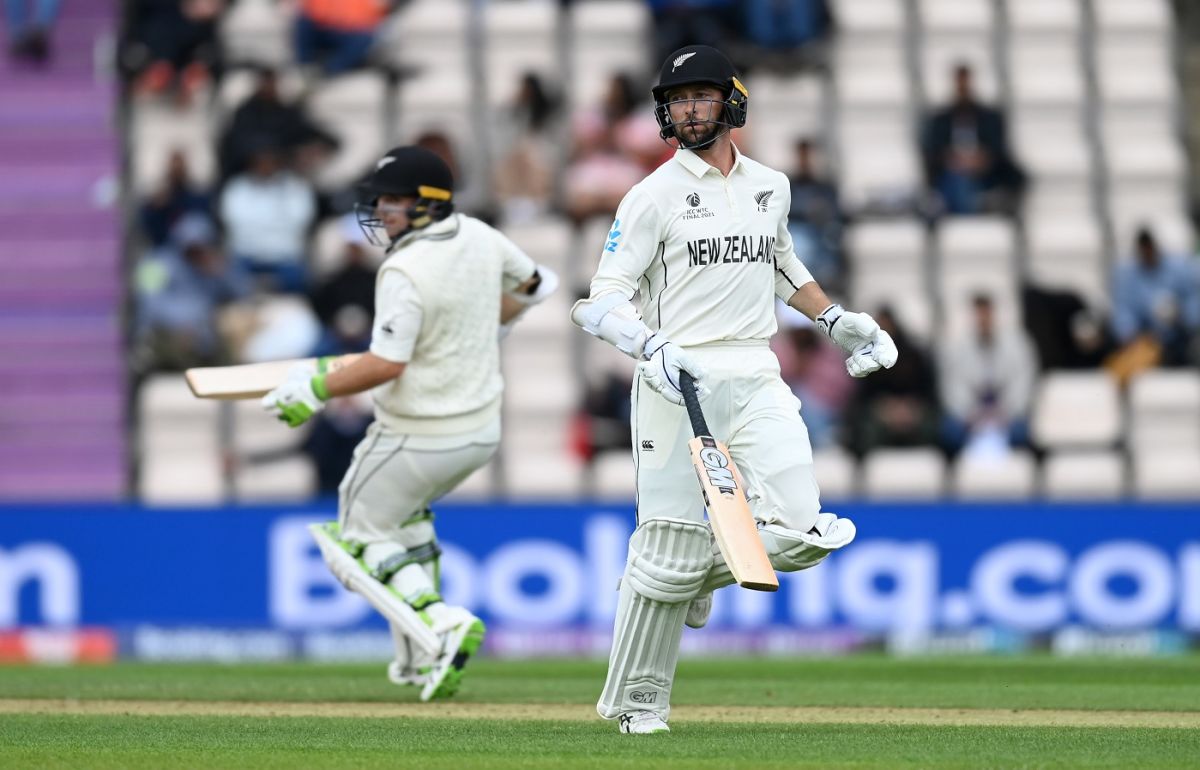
702, 512, 856, 593
597, 518, 712, 721
309, 523, 441, 656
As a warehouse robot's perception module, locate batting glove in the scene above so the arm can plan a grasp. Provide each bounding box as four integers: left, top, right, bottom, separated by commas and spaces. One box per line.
636, 334, 710, 406
816, 304, 899, 378
261, 359, 332, 427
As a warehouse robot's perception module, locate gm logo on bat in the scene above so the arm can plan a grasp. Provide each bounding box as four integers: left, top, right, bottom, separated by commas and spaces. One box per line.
699, 446, 737, 494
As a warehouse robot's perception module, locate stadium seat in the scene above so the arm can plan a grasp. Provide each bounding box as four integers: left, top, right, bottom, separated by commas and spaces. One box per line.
812, 446, 858, 500
1132, 449, 1200, 499
936, 217, 1016, 266
378, 0, 471, 75
952, 450, 1037, 499
128, 99, 217, 195
504, 337, 578, 417
1041, 450, 1126, 499
1031, 372, 1122, 449
1093, 0, 1173, 47
1025, 214, 1108, 308
1009, 43, 1086, 113
307, 71, 389, 191
567, 0, 653, 107
485, 0, 557, 105
1006, 0, 1081, 39
830, 0, 907, 38
234, 455, 317, 502
502, 218, 572, 274
845, 219, 927, 269
218, 0, 293, 67
590, 452, 637, 501
1128, 370, 1200, 452
863, 448, 947, 499
506, 450, 585, 498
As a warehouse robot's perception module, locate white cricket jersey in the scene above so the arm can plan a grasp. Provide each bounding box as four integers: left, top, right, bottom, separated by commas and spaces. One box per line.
369, 214, 536, 434
586, 146, 814, 347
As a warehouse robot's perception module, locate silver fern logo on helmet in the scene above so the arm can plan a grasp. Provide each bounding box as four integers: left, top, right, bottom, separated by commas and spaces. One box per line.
672, 52, 697, 71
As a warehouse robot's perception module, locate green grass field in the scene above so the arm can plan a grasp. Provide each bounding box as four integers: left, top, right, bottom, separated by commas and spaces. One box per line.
2, 657, 1198, 769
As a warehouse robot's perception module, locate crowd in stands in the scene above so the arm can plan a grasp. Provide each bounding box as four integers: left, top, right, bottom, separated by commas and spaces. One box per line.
120, 1, 1200, 492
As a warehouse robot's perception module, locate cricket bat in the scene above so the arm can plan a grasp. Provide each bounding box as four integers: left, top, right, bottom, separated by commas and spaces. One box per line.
185, 354, 362, 400
679, 371, 779, 592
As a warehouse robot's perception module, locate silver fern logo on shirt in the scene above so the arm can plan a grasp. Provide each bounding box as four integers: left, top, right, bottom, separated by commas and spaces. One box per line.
754, 190, 773, 213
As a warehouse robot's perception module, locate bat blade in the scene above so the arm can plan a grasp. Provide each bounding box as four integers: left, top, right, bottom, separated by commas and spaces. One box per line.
185, 354, 361, 400
687, 435, 779, 592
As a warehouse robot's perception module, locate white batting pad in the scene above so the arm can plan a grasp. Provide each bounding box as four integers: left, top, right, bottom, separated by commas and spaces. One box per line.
597, 518, 712, 721
309, 523, 441, 656
702, 513, 856, 593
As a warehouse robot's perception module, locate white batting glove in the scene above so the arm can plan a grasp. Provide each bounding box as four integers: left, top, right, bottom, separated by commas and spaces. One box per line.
261, 361, 328, 427
636, 334, 710, 406
815, 304, 899, 378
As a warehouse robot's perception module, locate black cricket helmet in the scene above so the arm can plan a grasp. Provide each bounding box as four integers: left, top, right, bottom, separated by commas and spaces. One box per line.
356, 145, 455, 246
651, 45, 748, 150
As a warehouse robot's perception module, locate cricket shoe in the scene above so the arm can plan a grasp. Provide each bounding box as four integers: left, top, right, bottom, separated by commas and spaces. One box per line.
684, 591, 713, 629
420, 609, 486, 702
387, 661, 429, 687
618, 710, 670, 734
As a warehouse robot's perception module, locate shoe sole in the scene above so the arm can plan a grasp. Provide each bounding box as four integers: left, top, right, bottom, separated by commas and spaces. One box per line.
421, 620, 485, 701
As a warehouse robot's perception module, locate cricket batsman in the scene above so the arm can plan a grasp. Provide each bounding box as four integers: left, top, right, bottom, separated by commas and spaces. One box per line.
262, 146, 556, 701
570, 45, 899, 733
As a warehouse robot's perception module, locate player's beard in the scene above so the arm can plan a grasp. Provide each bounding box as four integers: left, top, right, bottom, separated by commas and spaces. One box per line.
676, 119, 723, 150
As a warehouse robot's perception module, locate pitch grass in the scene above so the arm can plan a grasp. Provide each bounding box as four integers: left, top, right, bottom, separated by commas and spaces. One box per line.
2, 657, 1199, 769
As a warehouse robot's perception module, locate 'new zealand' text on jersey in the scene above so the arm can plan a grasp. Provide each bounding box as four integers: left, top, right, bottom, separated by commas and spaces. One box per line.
588, 147, 814, 346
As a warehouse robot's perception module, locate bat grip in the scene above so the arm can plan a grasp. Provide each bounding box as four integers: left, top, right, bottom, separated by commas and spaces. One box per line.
678, 371, 709, 438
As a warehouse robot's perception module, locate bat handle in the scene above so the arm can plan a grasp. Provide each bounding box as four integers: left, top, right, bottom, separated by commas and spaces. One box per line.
678, 371, 710, 438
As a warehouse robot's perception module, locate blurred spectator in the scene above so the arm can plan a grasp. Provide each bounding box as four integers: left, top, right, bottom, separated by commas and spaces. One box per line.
1022, 284, 1112, 370
774, 311, 853, 448
122, 0, 225, 104
576, 73, 669, 174
1109, 227, 1200, 368
308, 240, 376, 356
219, 144, 317, 293
939, 294, 1037, 456
414, 130, 490, 220
845, 308, 940, 455
646, 0, 740, 66
787, 138, 843, 289
494, 72, 560, 223
920, 64, 1025, 216
133, 213, 251, 371
742, 0, 830, 53
6, 0, 60, 64
565, 74, 657, 222
218, 68, 339, 179
574, 372, 634, 462
294, 0, 389, 76
139, 149, 212, 247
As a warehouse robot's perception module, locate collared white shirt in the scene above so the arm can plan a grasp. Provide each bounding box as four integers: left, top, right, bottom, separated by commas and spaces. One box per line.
370, 215, 536, 364
587, 146, 814, 347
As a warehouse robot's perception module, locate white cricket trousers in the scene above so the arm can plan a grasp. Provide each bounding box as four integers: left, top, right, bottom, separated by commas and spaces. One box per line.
631, 341, 821, 533
337, 415, 500, 574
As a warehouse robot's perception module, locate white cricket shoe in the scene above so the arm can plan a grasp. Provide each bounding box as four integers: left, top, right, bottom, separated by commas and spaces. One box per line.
420, 609, 486, 702
618, 710, 670, 734
387, 660, 428, 687
685, 591, 713, 629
